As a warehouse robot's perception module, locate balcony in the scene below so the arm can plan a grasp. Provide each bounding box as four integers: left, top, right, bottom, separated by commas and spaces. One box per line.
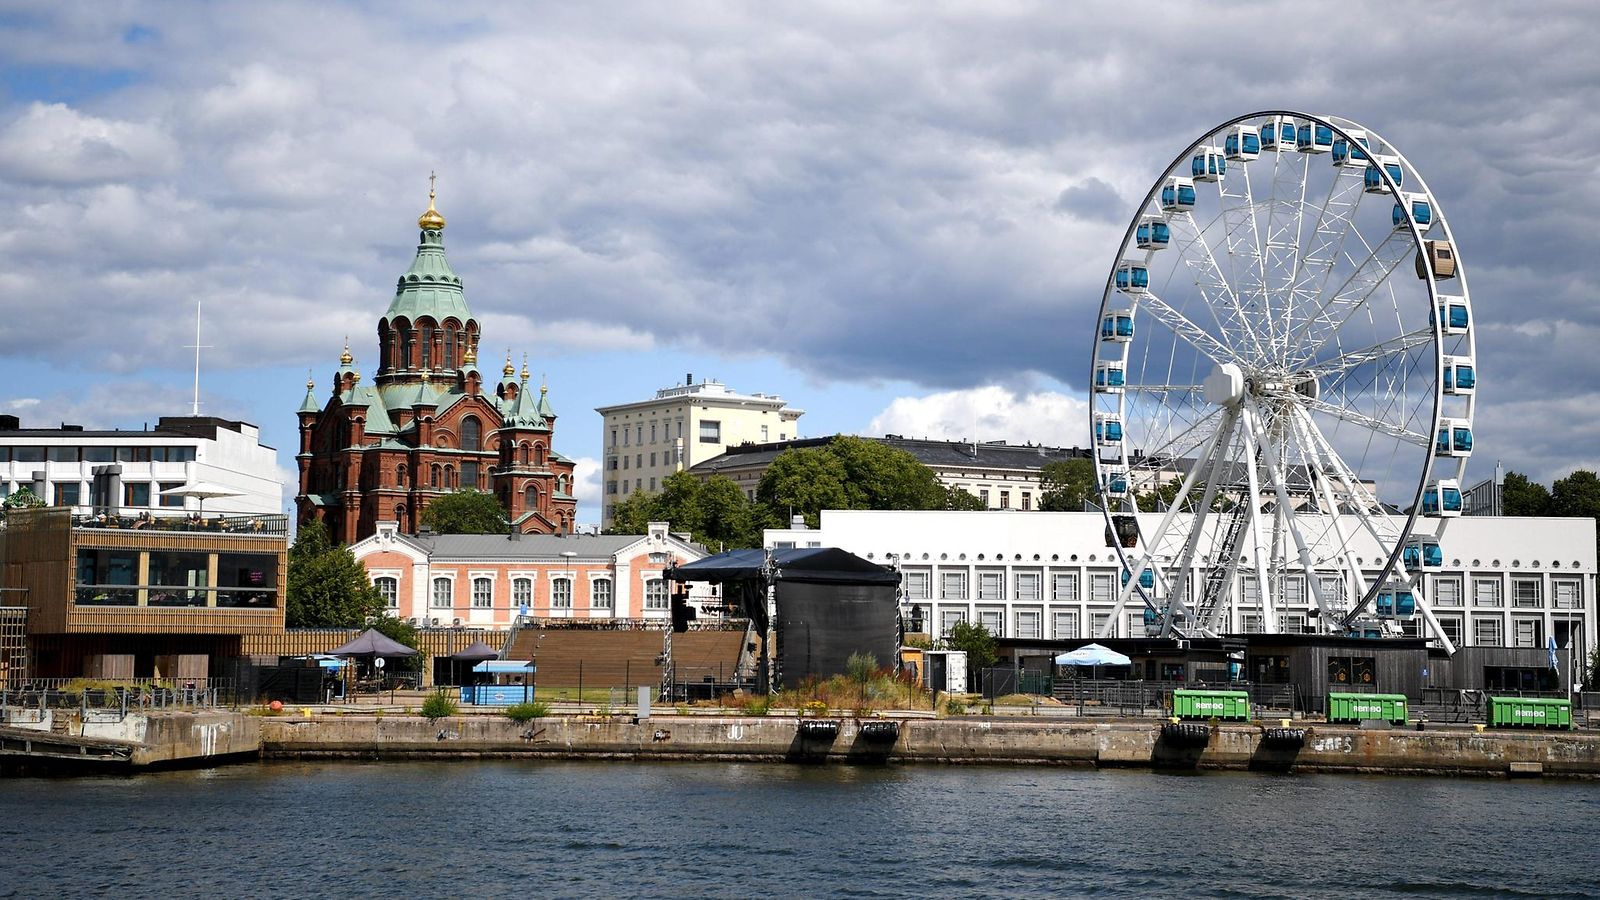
70, 513, 288, 536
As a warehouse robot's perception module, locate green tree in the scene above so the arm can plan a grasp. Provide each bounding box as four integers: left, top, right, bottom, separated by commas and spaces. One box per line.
286, 520, 384, 628
1501, 471, 1552, 517
698, 475, 758, 549
1039, 458, 1096, 511
944, 620, 997, 670
420, 488, 508, 534
651, 472, 704, 538
2, 487, 45, 510
828, 436, 945, 510
944, 486, 987, 510
604, 489, 656, 536
1549, 470, 1600, 518
756, 445, 850, 528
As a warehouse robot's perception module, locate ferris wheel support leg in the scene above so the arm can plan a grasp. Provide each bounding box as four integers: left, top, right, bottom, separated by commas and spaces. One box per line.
1289, 405, 1366, 618
1234, 410, 1277, 635
1242, 398, 1336, 625
1296, 408, 1412, 626
1162, 409, 1238, 635
1099, 416, 1231, 641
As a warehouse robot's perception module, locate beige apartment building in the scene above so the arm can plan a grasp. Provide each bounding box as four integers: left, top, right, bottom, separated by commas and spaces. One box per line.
597, 376, 803, 527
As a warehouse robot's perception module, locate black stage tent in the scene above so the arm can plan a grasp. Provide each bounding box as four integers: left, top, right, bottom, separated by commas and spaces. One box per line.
668, 548, 899, 691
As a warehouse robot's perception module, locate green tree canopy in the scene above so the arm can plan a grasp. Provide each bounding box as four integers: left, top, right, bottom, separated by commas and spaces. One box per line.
944, 486, 987, 510
286, 519, 384, 628
2, 487, 45, 510
606, 489, 656, 536
944, 620, 997, 670
1549, 470, 1600, 519
420, 489, 508, 534
368, 614, 422, 671
697, 475, 758, 549
1501, 470, 1552, 517
1039, 458, 1096, 511
756, 445, 851, 528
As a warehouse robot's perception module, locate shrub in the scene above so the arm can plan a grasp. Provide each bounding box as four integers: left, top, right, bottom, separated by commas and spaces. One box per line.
420, 690, 458, 720
801, 699, 829, 716
504, 701, 550, 723
845, 652, 877, 682
742, 696, 772, 716
944, 697, 967, 716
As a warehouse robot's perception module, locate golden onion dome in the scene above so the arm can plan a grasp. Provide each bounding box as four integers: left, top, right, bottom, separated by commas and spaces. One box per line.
339, 339, 353, 366
418, 173, 446, 231
502, 351, 515, 378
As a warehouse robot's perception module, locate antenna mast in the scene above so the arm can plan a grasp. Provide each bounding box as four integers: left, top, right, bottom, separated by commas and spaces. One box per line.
187, 299, 211, 416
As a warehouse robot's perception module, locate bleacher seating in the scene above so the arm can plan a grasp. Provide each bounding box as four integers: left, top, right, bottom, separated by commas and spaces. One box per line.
503, 625, 749, 690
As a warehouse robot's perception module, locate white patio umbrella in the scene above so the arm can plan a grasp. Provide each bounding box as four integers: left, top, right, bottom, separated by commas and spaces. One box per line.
1054, 643, 1133, 679
158, 481, 241, 515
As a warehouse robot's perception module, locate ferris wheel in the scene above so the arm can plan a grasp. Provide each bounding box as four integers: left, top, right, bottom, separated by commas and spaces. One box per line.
1090, 111, 1475, 653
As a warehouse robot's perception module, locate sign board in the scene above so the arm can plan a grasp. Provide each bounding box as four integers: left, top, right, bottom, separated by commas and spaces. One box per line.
374, 657, 386, 669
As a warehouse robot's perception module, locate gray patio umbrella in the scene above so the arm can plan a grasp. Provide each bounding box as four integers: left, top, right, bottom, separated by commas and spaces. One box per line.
450, 640, 500, 687
327, 628, 419, 659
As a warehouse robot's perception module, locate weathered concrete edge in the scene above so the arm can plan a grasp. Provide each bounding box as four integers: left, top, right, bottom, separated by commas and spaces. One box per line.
257, 715, 1600, 778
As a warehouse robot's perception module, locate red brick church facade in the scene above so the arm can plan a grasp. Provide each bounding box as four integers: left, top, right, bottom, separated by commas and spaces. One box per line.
295, 187, 578, 542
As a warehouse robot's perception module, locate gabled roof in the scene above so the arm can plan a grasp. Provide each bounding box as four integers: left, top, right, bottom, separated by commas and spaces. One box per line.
391, 531, 693, 560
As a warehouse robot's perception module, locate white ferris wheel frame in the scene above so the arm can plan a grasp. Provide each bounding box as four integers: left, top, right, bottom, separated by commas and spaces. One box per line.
1089, 110, 1476, 653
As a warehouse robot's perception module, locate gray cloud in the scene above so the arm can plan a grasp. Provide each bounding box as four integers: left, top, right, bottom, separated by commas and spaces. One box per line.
0, 1, 1598, 487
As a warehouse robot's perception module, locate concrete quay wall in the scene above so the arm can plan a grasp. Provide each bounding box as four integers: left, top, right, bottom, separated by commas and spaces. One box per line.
259, 715, 1600, 777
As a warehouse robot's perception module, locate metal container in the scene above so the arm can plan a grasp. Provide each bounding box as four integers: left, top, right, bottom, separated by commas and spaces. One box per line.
1327, 692, 1408, 725
1487, 696, 1573, 729
1171, 688, 1250, 721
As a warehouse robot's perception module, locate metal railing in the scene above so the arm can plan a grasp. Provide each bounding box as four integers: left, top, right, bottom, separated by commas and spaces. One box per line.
71, 512, 287, 536
0, 678, 238, 719
1048, 678, 1300, 718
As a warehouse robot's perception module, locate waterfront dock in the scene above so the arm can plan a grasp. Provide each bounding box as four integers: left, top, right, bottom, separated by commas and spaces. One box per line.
5, 704, 1599, 777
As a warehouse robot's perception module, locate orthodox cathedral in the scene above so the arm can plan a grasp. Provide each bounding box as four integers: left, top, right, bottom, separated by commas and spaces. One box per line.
295, 182, 578, 542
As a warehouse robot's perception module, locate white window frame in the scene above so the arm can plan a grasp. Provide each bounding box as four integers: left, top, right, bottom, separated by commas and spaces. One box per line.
371, 574, 400, 610
1512, 617, 1541, 648
940, 571, 967, 600
939, 608, 967, 636
1015, 608, 1041, 640
977, 571, 1003, 601
590, 576, 614, 610
1090, 573, 1114, 604
904, 570, 931, 601
1511, 578, 1542, 609
1434, 576, 1463, 607
977, 607, 1003, 635
644, 577, 669, 611
551, 576, 573, 610
1473, 616, 1503, 647
511, 575, 534, 612
1015, 572, 1040, 602
470, 575, 494, 609
1553, 578, 1581, 610
1052, 572, 1078, 602
1051, 608, 1078, 640
1473, 578, 1503, 608
430, 575, 454, 609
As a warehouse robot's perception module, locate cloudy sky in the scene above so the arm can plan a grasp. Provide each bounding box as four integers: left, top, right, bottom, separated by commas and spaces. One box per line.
1, 1, 1597, 523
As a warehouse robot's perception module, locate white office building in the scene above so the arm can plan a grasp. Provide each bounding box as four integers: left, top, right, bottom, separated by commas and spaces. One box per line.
766, 509, 1595, 664
597, 376, 803, 527
0, 415, 282, 517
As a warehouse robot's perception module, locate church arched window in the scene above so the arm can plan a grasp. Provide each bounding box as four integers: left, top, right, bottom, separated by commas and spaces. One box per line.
444, 324, 457, 369
461, 416, 481, 452
524, 484, 539, 511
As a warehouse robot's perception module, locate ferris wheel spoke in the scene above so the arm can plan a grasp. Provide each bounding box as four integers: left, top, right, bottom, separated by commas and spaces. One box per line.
1127, 405, 1224, 471
1122, 383, 1204, 395
1284, 230, 1411, 363
1299, 326, 1434, 382
1167, 213, 1271, 363
1134, 291, 1246, 368
1303, 396, 1430, 447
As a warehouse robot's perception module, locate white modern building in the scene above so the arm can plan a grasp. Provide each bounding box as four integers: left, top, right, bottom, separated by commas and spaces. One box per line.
0, 415, 282, 517
597, 376, 803, 526
766, 509, 1595, 665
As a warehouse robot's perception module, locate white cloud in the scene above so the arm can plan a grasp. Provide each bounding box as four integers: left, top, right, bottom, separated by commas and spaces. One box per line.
867, 385, 1090, 449
571, 456, 601, 504
0, 103, 177, 184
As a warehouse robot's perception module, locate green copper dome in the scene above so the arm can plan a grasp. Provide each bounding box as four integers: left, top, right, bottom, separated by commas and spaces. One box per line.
382, 197, 473, 326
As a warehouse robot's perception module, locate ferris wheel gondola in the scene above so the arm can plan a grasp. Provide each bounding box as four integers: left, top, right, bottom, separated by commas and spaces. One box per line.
1089, 111, 1476, 653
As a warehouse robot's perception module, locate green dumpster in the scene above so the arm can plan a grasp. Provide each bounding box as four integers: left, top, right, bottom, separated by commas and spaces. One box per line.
1327, 692, 1408, 725
1487, 696, 1573, 729
1172, 689, 1250, 722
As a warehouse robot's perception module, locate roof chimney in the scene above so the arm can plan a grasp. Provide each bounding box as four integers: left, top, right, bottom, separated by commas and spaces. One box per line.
686, 372, 693, 386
